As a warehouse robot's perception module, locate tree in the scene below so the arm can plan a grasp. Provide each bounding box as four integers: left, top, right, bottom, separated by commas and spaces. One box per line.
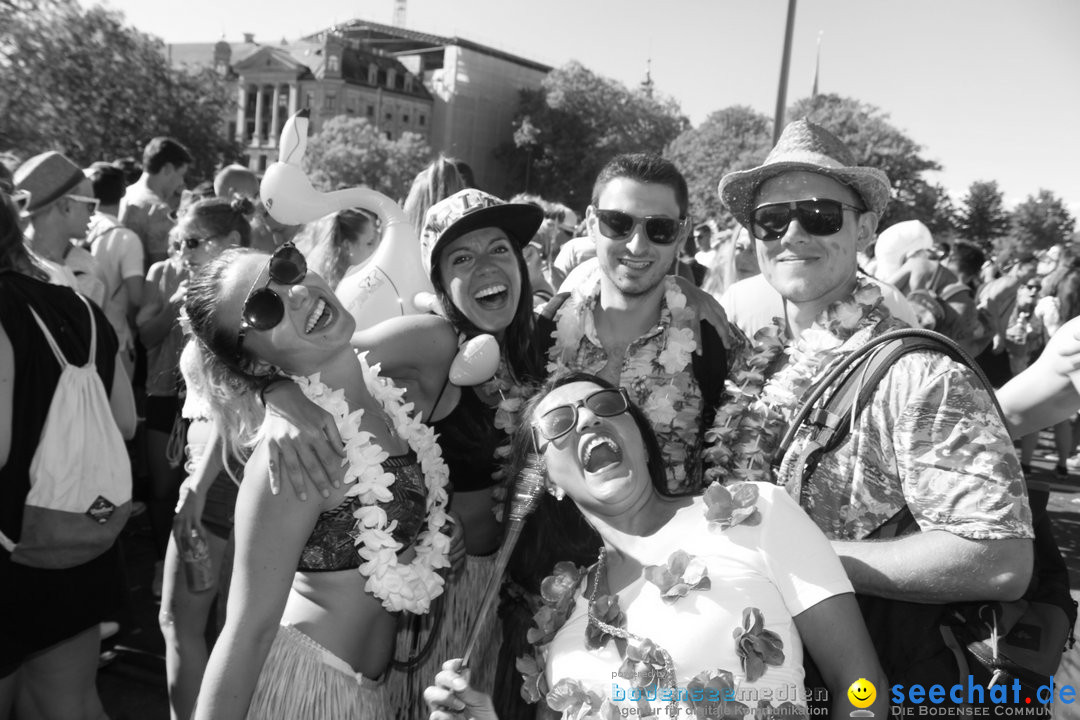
304, 116, 432, 201
1011, 189, 1076, 252
664, 106, 772, 224
0, 1, 242, 182
956, 180, 1011, 243
498, 61, 688, 210
788, 94, 948, 232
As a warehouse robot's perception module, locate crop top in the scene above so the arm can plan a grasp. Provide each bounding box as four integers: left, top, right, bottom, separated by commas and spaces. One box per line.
297, 451, 427, 572
428, 385, 503, 493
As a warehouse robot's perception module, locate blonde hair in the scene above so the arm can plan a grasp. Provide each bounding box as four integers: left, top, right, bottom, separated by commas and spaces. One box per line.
180, 248, 269, 471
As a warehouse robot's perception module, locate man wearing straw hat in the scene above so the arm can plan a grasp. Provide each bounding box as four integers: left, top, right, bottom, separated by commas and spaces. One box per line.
717, 119, 1034, 692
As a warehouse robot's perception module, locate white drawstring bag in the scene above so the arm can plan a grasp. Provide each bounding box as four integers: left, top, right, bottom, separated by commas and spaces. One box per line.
0, 294, 131, 568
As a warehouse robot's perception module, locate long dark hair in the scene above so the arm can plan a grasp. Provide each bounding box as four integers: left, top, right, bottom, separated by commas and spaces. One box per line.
0, 192, 47, 280
430, 239, 545, 384
507, 372, 669, 591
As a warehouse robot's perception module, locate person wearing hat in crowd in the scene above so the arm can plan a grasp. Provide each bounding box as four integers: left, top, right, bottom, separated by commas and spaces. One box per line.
976, 249, 1041, 388
716, 118, 1033, 697
120, 137, 192, 269
14, 151, 106, 306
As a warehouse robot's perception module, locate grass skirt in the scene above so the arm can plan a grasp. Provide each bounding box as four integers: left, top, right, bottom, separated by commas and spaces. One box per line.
387, 553, 502, 719
246, 623, 387, 720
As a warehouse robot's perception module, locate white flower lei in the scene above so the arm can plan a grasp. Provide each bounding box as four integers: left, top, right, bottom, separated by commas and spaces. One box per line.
547, 276, 698, 491
291, 352, 452, 614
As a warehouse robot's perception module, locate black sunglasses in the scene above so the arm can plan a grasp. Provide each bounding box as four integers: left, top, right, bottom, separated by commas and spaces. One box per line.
181, 236, 215, 250
235, 243, 308, 357
533, 387, 631, 443
594, 209, 686, 246
749, 198, 864, 241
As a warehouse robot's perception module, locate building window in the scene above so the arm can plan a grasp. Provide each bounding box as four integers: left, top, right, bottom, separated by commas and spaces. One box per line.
377, 69, 387, 86
367, 105, 374, 117
369, 64, 377, 84
403, 114, 409, 124
385, 112, 392, 121
328, 54, 340, 73
395, 74, 405, 91
305, 92, 314, 109
324, 93, 337, 111
385, 131, 392, 140
258, 155, 268, 172
419, 115, 425, 127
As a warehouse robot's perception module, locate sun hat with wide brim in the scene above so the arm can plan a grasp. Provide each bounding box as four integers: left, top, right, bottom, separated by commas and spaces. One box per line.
420, 188, 544, 278
718, 119, 891, 229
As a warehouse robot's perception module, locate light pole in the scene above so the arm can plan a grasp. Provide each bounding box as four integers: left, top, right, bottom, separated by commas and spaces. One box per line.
773, 0, 798, 145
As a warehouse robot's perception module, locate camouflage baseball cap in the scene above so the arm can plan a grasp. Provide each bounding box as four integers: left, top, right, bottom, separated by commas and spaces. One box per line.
419, 188, 544, 277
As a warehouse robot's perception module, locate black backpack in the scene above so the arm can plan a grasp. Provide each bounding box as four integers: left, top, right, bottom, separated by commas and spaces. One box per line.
776, 327, 1075, 706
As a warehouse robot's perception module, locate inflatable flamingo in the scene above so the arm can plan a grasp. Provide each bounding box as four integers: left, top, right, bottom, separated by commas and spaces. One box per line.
260, 110, 499, 386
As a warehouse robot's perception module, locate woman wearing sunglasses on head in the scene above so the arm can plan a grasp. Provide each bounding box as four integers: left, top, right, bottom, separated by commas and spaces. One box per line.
184, 242, 451, 720
255, 188, 546, 715
136, 197, 254, 604
426, 372, 886, 720
151, 196, 256, 720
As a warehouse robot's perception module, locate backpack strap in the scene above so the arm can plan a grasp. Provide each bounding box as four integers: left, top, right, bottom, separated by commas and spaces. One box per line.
26, 293, 97, 370
775, 328, 1001, 499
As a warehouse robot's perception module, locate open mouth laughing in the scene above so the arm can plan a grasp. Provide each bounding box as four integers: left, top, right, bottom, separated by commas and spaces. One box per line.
304, 296, 335, 334
581, 434, 623, 473
473, 283, 509, 310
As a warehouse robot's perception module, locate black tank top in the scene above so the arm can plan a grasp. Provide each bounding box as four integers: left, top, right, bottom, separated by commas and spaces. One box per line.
429, 386, 504, 493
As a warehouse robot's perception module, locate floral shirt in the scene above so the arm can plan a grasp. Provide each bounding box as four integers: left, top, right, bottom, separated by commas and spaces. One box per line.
545, 275, 747, 494
760, 290, 1034, 542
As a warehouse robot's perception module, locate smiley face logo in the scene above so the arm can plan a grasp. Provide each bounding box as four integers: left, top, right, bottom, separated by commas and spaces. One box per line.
847, 678, 876, 709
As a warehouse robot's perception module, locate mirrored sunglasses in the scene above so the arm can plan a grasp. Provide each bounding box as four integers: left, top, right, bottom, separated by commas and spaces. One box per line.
749, 198, 864, 241
235, 243, 308, 357
533, 387, 631, 443
594, 209, 685, 246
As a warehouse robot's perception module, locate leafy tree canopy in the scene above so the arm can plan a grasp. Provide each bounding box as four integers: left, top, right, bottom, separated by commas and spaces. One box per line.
664, 105, 772, 224
1011, 189, 1077, 252
499, 61, 687, 211
304, 116, 432, 202
0, 0, 241, 182
957, 180, 1012, 244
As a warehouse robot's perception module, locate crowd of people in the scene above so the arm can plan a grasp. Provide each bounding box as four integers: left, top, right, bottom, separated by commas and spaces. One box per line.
0, 115, 1077, 720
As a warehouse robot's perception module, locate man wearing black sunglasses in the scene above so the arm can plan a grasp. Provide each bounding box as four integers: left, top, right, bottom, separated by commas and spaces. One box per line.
540, 152, 746, 495
718, 120, 1034, 695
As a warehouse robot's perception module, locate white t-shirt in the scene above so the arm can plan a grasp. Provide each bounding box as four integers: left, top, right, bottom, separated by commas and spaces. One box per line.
87, 213, 145, 351
544, 483, 852, 713
63, 244, 106, 307
720, 273, 918, 339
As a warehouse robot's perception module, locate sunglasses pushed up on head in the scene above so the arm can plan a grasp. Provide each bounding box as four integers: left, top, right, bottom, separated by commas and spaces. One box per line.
594, 209, 687, 246
749, 198, 864, 241
235, 243, 308, 357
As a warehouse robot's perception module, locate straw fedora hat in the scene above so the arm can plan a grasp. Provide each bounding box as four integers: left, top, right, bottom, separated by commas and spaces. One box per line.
718, 119, 891, 229
13, 151, 85, 218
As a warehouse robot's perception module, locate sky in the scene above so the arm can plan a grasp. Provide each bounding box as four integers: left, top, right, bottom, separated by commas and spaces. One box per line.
86, 0, 1080, 215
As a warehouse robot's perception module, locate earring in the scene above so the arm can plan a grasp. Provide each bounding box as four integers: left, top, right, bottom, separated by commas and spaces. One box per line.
546, 480, 565, 501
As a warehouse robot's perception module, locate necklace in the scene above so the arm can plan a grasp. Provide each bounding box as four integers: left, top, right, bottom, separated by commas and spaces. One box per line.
587, 548, 679, 714
547, 276, 701, 494
291, 351, 451, 614
703, 275, 889, 485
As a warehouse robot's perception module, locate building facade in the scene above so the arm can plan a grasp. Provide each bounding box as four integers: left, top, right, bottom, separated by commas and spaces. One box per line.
166, 20, 550, 195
